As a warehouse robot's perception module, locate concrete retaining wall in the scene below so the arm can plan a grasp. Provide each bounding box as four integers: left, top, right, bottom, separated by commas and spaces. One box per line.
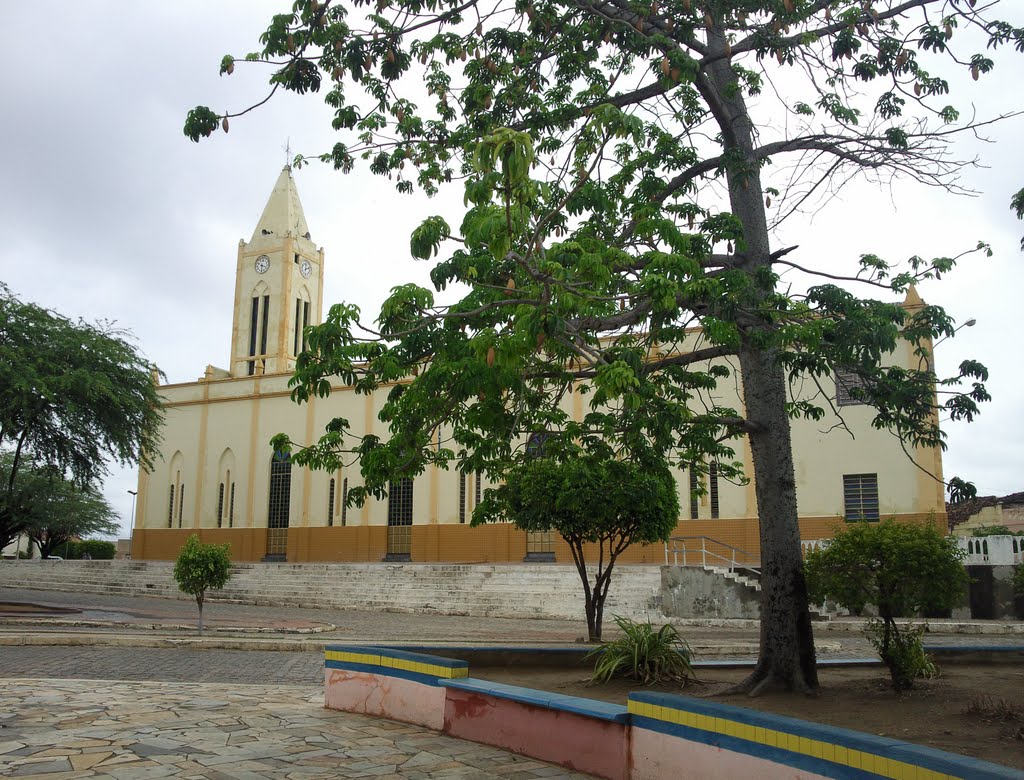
323, 646, 1021, 780
660, 566, 760, 619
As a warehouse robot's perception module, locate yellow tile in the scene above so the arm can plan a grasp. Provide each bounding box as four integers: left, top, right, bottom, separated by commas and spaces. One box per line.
735, 723, 755, 742
834, 745, 848, 767
808, 738, 824, 759
861, 752, 876, 774
818, 741, 835, 764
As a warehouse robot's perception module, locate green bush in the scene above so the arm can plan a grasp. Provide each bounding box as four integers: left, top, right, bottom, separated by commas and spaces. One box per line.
971, 526, 1024, 537
76, 540, 116, 559
806, 519, 966, 691
864, 620, 937, 690
1013, 565, 1024, 598
587, 616, 696, 686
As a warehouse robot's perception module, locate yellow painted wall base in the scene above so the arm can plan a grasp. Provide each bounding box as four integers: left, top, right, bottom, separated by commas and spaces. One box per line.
132, 513, 944, 563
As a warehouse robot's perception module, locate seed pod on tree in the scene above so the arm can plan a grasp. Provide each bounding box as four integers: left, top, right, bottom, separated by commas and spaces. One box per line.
486, 347, 496, 367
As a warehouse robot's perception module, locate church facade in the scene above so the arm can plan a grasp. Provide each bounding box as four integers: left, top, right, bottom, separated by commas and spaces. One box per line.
130, 168, 946, 563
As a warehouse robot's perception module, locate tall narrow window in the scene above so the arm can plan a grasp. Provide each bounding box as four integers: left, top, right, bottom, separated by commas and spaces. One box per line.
217, 483, 225, 528
302, 301, 310, 352
459, 472, 467, 523
388, 477, 414, 525
228, 483, 235, 528
167, 484, 176, 528
474, 471, 482, 509
709, 463, 719, 519
294, 298, 302, 356
843, 474, 879, 521
248, 297, 259, 375
688, 469, 699, 519
267, 453, 292, 529
177, 485, 185, 527
260, 295, 270, 356
328, 478, 336, 527
341, 478, 349, 526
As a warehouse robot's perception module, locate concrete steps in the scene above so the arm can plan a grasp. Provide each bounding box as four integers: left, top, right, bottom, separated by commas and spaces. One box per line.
0, 560, 663, 623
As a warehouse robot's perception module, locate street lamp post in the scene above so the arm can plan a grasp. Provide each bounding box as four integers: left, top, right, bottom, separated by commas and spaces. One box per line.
127, 490, 138, 560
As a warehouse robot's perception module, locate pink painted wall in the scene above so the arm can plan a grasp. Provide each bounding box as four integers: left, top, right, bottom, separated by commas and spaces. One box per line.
443, 687, 627, 780
325, 669, 446, 731
630, 727, 830, 780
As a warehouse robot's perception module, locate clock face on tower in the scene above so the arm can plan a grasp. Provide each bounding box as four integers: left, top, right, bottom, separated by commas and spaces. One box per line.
300, 259, 312, 278
255, 255, 270, 274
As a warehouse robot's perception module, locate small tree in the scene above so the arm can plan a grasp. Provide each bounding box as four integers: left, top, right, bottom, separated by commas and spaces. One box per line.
172, 535, 232, 634
805, 520, 967, 691
11, 463, 121, 559
478, 452, 678, 641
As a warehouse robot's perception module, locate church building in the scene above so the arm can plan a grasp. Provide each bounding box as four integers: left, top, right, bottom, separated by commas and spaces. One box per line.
130, 167, 947, 563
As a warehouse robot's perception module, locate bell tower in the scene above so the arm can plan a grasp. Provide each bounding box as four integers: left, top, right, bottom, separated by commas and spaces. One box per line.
229, 166, 325, 377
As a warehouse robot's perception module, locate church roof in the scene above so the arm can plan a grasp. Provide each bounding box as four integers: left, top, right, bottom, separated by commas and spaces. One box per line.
250, 166, 310, 244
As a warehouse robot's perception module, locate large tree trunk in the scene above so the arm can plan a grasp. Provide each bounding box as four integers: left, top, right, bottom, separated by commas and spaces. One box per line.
736, 347, 819, 694
701, 15, 819, 694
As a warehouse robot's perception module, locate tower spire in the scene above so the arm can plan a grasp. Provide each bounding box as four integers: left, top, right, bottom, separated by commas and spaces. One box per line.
249, 165, 310, 245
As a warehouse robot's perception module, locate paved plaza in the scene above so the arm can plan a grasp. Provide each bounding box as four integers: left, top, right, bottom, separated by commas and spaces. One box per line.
2, 586, 1022, 778
0, 678, 591, 779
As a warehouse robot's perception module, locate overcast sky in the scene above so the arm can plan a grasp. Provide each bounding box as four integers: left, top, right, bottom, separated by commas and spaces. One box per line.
1, 2, 1021, 539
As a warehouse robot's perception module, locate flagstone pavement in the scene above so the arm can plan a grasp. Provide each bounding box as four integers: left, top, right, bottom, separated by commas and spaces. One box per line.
0, 678, 592, 779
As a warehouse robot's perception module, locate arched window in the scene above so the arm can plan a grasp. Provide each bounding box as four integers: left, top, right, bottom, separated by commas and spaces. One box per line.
248, 283, 271, 376
388, 477, 414, 526
709, 462, 720, 519
217, 483, 225, 528
459, 471, 467, 524
341, 478, 349, 526
167, 484, 176, 529
688, 469, 699, 519
328, 478, 336, 527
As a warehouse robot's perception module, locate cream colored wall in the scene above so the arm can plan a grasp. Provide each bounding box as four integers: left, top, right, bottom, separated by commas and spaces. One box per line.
140, 341, 941, 535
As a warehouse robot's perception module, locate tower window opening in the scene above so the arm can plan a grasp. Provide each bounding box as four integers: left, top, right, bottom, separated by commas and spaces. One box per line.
689, 469, 699, 519
167, 484, 176, 529
217, 482, 225, 528
177, 485, 185, 528
294, 298, 302, 356
248, 297, 259, 375
228, 483, 235, 528
302, 301, 310, 352
341, 478, 348, 526
260, 295, 270, 356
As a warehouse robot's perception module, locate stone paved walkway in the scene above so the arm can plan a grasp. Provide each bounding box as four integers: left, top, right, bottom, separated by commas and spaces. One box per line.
0, 678, 592, 779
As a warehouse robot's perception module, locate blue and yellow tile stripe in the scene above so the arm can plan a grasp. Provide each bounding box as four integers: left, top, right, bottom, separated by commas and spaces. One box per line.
629, 692, 1021, 780
324, 645, 469, 686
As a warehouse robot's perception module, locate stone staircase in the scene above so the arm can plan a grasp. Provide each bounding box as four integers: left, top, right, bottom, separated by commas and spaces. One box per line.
0, 560, 664, 623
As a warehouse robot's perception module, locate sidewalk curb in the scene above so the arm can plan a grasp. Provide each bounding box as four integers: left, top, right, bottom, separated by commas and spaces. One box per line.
0, 631, 843, 656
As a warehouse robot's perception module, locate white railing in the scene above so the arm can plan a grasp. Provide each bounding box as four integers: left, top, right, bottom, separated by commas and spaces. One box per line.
664, 536, 760, 576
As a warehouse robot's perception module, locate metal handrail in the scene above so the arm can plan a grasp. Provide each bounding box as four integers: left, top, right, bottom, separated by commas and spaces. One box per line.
663, 535, 760, 576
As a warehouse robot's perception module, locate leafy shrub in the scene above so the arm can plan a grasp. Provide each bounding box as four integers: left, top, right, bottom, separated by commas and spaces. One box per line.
1014, 565, 1024, 598
864, 620, 937, 689
76, 540, 116, 559
587, 616, 696, 686
806, 519, 966, 691
971, 526, 1024, 537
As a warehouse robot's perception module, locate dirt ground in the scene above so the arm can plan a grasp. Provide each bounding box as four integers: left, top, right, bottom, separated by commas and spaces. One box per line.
475, 663, 1024, 771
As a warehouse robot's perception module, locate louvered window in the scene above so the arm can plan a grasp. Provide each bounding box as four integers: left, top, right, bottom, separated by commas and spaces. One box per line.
836, 370, 868, 407
843, 473, 879, 521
